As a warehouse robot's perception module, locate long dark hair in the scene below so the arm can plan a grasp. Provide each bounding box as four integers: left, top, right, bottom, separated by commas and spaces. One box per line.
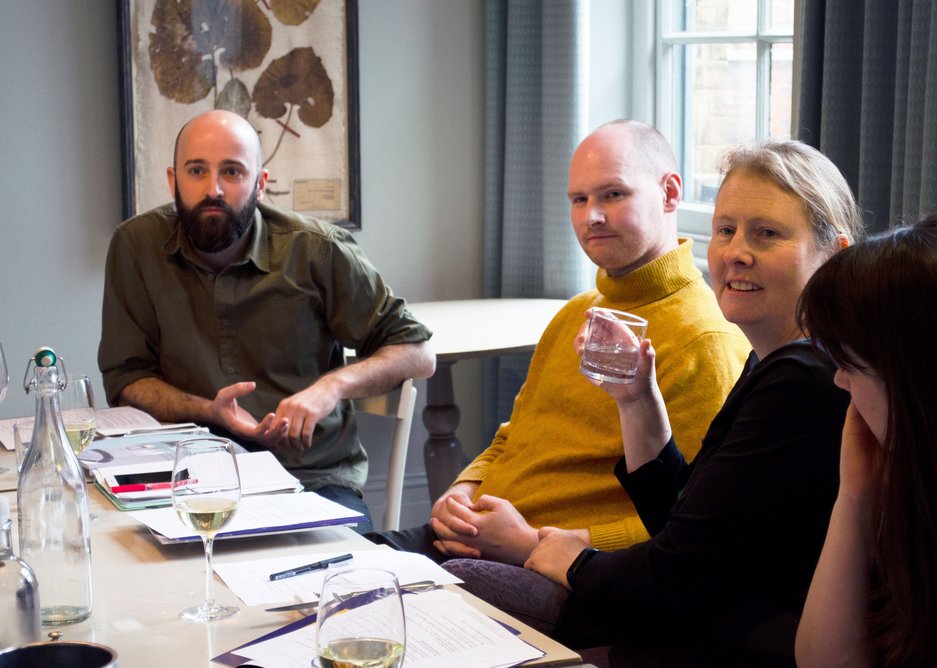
798, 215, 937, 666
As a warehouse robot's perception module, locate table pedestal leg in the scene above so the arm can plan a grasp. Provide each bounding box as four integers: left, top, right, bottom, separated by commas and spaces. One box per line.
422, 360, 466, 502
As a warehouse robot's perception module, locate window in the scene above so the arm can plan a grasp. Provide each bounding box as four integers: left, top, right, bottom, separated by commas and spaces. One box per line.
652, 0, 797, 269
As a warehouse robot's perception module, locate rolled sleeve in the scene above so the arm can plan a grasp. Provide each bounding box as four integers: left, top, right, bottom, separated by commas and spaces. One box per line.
98, 226, 165, 406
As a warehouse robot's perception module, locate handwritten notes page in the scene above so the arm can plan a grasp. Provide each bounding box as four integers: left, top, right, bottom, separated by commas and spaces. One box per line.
228, 589, 544, 668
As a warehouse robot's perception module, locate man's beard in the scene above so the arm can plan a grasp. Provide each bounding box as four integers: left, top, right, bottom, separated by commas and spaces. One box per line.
176, 187, 258, 254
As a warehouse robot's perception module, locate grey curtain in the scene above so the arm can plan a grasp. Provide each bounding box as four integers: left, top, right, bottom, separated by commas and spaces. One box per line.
482, 0, 589, 443
798, 0, 937, 231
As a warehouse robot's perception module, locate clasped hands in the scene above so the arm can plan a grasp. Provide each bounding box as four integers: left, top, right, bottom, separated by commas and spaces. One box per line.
212, 379, 340, 451
430, 484, 590, 589
430, 484, 541, 565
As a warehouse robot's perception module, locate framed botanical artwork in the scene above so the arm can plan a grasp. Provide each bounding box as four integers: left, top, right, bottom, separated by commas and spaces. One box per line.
118, 0, 361, 230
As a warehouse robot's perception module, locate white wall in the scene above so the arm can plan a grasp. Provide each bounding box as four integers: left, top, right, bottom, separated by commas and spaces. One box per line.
0, 0, 486, 528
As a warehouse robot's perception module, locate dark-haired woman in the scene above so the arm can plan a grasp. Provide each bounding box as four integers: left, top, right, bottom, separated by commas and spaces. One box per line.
795, 215, 937, 667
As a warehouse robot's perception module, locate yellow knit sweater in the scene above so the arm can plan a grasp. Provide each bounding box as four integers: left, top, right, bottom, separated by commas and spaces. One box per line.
456, 239, 751, 550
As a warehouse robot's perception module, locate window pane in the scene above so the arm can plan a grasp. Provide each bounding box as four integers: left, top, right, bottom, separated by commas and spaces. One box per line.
769, 0, 795, 33
770, 42, 793, 138
668, 0, 756, 32
674, 42, 757, 202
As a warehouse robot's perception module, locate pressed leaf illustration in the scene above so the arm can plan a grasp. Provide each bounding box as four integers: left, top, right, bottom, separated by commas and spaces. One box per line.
252, 46, 335, 162
148, 0, 272, 104
270, 0, 322, 26
142, 0, 348, 206
217, 78, 252, 116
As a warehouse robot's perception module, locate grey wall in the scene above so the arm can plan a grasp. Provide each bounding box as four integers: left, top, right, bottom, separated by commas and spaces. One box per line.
0, 0, 486, 528
0, 0, 631, 529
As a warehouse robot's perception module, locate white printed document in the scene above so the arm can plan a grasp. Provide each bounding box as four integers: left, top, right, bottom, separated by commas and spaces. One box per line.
129, 491, 365, 544
214, 589, 545, 668
0, 405, 196, 451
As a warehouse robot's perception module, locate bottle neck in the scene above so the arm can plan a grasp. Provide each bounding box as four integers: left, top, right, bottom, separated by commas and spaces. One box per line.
32, 365, 67, 450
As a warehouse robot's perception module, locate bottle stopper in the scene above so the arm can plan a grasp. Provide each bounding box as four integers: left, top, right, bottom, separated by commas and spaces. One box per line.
34, 347, 57, 367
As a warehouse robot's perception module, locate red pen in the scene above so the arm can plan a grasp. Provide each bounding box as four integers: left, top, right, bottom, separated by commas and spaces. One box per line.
110, 479, 197, 494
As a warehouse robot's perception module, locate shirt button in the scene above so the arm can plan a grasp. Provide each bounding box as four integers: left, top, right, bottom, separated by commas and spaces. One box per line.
208, 273, 215, 280
226, 366, 235, 374
222, 319, 231, 327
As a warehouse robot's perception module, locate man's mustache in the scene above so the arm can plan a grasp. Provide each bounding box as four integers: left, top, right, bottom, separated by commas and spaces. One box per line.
195, 197, 234, 214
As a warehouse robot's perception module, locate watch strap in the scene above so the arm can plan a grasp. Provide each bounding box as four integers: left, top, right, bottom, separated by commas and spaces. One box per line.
566, 547, 599, 589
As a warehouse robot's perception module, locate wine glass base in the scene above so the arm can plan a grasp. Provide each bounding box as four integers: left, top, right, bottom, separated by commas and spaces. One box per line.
180, 603, 240, 622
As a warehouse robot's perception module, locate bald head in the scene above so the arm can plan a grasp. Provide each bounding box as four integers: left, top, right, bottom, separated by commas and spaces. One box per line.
582, 120, 678, 178
173, 110, 263, 172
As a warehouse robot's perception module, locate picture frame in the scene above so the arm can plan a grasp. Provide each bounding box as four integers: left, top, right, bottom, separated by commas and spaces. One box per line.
118, 0, 361, 230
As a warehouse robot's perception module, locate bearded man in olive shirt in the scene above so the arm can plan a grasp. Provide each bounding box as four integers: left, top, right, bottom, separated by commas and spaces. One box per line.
99, 110, 435, 530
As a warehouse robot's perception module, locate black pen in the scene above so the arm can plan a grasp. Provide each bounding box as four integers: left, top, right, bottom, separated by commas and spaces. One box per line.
269, 553, 354, 581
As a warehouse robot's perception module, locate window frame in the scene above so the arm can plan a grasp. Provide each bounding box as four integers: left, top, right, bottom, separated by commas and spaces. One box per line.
645, 0, 798, 273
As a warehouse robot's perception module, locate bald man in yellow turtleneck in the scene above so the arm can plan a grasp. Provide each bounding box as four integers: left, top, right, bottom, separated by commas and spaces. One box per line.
370, 120, 750, 564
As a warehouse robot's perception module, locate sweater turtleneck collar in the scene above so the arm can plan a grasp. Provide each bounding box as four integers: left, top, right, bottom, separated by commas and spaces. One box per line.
595, 239, 701, 310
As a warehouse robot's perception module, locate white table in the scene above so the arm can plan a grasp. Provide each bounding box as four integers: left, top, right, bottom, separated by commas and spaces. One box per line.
0, 449, 584, 666
406, 299, 567, 501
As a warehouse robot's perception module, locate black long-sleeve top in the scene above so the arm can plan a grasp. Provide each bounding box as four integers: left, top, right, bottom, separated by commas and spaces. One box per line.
558, 340, 849, 666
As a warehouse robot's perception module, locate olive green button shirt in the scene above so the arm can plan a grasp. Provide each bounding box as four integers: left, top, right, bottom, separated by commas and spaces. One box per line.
98, 201, 432, 491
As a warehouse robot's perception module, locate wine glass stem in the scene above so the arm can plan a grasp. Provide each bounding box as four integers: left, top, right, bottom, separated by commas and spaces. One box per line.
202, 535, 216, 610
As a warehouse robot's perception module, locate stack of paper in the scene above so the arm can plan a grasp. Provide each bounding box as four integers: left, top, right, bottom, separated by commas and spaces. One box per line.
94, 450, 303, 511
129, 491, 366, 544
0, 406, 196, 451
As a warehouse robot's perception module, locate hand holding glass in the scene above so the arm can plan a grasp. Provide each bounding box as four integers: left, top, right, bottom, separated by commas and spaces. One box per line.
60, 374, 96, 455
579, 307, 648, 384
315, 568, 406, 668
172, 437, 241, 622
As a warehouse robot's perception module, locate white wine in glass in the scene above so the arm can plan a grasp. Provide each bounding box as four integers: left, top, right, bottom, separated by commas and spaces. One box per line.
316, 568, 406, 668
60, 374, 96, 455
172, 437, 241, 622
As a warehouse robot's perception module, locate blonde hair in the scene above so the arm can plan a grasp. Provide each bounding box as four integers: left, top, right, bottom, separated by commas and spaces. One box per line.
719, 140, 865, 249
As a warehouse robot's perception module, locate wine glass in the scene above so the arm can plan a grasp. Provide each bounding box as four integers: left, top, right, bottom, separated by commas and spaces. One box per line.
172, 437, 241, 622
315, 568, 406, 668
0, 341, 8, 404
0, 342, 8, 475
60, 374, 97, 456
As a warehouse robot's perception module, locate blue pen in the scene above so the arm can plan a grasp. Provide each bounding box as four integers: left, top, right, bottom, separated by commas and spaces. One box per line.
269, 553, 353, 581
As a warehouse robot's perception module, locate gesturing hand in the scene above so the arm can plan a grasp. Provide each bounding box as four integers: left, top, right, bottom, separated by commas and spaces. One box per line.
273, 380, 343, 451
212, 381, 289, 447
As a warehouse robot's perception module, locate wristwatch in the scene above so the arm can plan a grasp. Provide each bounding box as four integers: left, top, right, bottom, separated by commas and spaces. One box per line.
566, 547, 599, 589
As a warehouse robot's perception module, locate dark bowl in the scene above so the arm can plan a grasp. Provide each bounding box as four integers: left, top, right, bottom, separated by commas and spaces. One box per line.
0, 641, 118, 667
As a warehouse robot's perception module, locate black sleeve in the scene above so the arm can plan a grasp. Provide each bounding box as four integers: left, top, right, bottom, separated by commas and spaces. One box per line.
615, 438, 690, 536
